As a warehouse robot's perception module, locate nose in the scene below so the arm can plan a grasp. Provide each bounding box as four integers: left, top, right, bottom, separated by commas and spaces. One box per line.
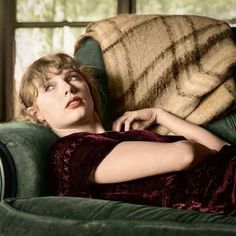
64, 82, 76, 96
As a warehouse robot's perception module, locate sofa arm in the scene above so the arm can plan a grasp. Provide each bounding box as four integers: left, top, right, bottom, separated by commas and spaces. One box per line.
0, 141, 16, 200
0, 121, 58, 199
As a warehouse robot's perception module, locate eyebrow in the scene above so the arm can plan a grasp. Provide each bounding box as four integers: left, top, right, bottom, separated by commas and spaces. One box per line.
45, 76, 52, 81
66, 70, 85, 80
65, 70, 75, 77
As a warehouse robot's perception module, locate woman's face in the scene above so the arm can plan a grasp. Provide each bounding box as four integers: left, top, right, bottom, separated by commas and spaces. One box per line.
33, 67, 95, 130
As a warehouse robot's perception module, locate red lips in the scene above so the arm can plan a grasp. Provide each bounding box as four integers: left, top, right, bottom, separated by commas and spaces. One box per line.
65, 96, 82, 109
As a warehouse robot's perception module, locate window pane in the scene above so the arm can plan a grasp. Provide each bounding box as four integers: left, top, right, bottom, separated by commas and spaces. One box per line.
137, 0, 236, 22
17, 0, 117, 22
15, 27, 84, 90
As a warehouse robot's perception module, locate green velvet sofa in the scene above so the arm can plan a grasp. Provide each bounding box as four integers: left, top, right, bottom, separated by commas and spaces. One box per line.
0, 16, 236, 236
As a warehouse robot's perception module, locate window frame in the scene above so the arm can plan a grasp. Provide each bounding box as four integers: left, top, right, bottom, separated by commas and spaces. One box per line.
15, 0, 136, 28
0, 0, 15, 121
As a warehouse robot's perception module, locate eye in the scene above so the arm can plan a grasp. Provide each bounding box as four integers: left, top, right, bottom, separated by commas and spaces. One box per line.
67, 75, 79, 82
44, 84, 55, 92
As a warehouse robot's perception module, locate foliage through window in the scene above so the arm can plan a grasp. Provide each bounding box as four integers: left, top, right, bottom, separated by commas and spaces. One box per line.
137, 0, 236, 23
15, 0, 117, 89
17, 0, 117, 22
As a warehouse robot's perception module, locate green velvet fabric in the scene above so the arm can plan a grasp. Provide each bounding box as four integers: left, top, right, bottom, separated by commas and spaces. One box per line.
74, 37, 111, 128
0, 121, 58, 198
204, 109, 236, 144
0, 196, 235, 236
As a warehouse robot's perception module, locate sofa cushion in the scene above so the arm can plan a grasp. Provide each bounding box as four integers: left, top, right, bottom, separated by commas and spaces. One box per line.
0, 121, 58, 198
0, 196, 236, 236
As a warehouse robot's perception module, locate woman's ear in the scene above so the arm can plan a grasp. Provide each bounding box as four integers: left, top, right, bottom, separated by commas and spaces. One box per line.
26, 107, 36, 117
26, 106, 45, 122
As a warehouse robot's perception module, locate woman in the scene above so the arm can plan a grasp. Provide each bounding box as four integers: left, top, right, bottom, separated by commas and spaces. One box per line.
18, 53, 235, 216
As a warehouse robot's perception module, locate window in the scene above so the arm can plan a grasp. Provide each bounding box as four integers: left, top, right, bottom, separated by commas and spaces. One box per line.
15, 0, 118, 89
0, 0, 235, 121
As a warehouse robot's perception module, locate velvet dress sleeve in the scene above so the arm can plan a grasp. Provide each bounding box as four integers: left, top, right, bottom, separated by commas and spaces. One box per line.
47, 132, 121, 197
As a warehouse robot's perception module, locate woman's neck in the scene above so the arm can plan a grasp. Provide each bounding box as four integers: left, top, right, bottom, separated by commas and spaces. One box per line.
52, 113, 106, 137
54, 124, 105, 137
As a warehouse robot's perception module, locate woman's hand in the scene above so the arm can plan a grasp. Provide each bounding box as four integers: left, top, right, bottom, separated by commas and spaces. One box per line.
112, 108, 159, 132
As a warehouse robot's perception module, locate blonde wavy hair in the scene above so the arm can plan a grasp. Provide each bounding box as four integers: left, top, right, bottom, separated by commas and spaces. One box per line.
16, 53, 104, 125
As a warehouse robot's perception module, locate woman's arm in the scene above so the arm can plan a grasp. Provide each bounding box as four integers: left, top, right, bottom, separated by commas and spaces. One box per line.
91, 139, 214, 184
112, 108, 229, 151
91, 108, 227, 184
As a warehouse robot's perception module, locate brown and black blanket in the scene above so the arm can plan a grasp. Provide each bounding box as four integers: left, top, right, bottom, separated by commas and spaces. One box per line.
75, 14, 236, 134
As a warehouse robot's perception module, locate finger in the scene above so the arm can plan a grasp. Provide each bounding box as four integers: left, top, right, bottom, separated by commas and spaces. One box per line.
112, 120, 122, 132
113, 112, 136, 131
131, 121, 142, 130
140, 121, 151, 129
124, 119, 131, 131
112, 117, 126, 131
131, 122, 139, 130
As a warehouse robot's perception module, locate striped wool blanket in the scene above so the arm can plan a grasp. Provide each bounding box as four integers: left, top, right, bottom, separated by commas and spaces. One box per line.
75, 14, 236, 134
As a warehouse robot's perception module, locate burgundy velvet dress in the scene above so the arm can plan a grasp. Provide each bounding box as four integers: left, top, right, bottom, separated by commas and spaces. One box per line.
48, 130, 236, 216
